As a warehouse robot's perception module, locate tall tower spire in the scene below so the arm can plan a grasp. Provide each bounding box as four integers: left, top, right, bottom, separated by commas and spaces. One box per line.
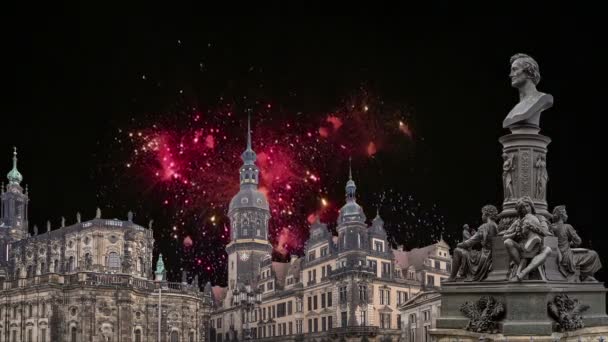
7, 147, 23, 186
239, 111, 259, 187
345, 157, 356, 200
247, 111, 252, 151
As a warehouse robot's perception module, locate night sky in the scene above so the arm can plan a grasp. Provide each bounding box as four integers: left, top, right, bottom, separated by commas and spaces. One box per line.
4, 14, 600, 285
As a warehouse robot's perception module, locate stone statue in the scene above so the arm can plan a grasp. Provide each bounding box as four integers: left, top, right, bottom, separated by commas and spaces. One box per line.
462, 224, 472, 242
46, 220, 51, 233
33, 225, 38, 235
61, 216, 65, 227
446, 205, 498, 282
127, 211, 133, 222
148, 219, 154, 230
502, 153, 515, 200
535, 154, 548, 199
155, 254, 166, 281
85, 253, 93, 270
182, 270, 188, 284
550, 205, 601, 282
96, 207, 101, 219
76, 212, 81, 223
503, 53, 553, 129
501, 196, 553, 281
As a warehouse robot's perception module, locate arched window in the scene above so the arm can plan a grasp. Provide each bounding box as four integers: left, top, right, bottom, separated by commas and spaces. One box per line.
28, 303, 32, 317
40, 262, 46, 274
108, 252, 120, 270
170, 331, 179, 342
243, 228, 248, 236
138, 257, 144, 274
189, 331, 195, 342
54, 259, 59, 272
71, 327, 77, 342
134, 329, 142, 342
41, 302, 46, 317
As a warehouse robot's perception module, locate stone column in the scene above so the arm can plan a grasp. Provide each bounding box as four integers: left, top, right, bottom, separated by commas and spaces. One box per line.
498, 124, 551, 229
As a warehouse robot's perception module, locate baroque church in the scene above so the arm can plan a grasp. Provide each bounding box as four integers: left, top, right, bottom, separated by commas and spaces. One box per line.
0, 148, 213, 342
209, 119, 452, 342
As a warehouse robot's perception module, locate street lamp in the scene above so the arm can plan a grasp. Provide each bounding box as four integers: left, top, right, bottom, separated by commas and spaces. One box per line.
233, 285, 262, 340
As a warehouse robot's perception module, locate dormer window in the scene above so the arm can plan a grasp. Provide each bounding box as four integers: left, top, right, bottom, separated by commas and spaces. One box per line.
374, 241, 384, 252
308, 250, 316, 262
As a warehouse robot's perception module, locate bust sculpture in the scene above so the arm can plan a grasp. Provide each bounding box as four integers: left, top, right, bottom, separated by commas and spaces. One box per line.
503, 53, 553, 129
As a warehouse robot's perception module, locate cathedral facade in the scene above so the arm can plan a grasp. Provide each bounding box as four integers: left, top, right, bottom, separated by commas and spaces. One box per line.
0, 149, 212, 342
210, 120, 452, 342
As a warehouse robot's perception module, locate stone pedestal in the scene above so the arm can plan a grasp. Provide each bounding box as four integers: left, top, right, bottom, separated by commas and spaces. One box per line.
435, 281, 608, 336
499, 125, 551, 225
431, 326, 608, 342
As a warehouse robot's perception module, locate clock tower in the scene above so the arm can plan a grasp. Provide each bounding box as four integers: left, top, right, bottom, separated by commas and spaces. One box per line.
225, 115, 272, 300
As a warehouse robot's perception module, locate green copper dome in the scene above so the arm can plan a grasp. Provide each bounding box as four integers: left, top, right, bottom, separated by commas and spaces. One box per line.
7, 147, 23, 185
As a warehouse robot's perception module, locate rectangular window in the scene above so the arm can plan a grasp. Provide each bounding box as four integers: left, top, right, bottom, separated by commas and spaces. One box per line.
382, 262, 391, 278
308, 270, 312, 283
308, 250, 316, 261
380, 289, 391, 305
398, 291, 408, 305
341, 311, 347, 327
321, 293, 326, 308
435, 260, 441, 269
328, 316, 333, 329
360, 310, 367, 326
339, 286, 347, 303
41, 329, 47, 342
296, 320, 303, 334
272, 306, 276, 318
277, 303, 286, 318
314, 318, 318, 332
322, 316, 327, 331
263, 308, 266, 320
359, 284, 367, 301
374, 241, 384, 252
380, 313, 391, 329
272, 324, 276, 337
313, 295, 318, 310
308, 319, 312, 333
287, 301, 293, 315
218, 318, 222, 328
424, 325, 430, 342
289, 322, 293, 335
397, 314, 402, 330
327, 291, 333, 307
427, 275, 435, 286
321, 246, 328, 257
268, 281, 274, 290
308, 296, 312, 311
312, 269, 316, 282
423, 310, 430, 321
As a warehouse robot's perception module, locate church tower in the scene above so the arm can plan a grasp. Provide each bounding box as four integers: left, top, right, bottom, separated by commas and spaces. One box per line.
1, 148, 29, 239
225, 115, 272, 297
0, 148, 29, 277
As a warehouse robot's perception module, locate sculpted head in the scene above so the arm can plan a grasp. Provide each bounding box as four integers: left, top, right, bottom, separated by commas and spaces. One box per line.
510, 53, 541, 88
515, 196, 536, 217
552, 205, 568, 223
481, 204, 498, 222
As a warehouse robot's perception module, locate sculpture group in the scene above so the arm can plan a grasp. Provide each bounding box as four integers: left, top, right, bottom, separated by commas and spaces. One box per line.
446, 53, 601, 284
